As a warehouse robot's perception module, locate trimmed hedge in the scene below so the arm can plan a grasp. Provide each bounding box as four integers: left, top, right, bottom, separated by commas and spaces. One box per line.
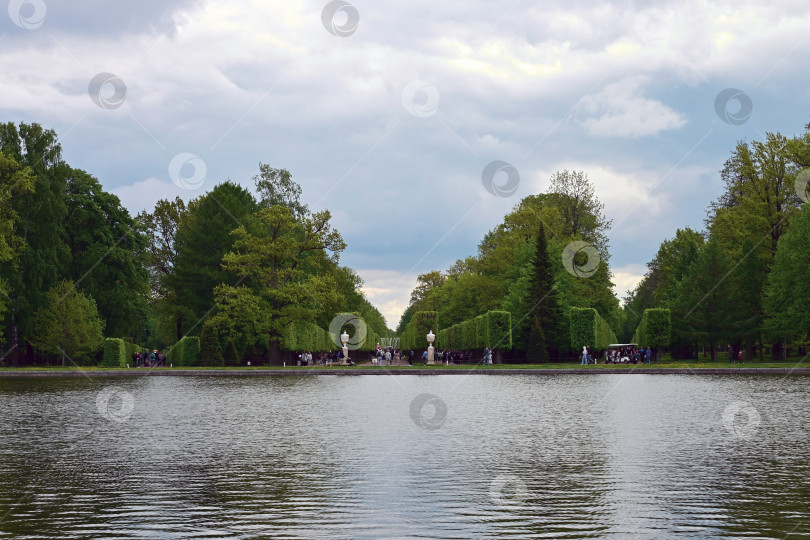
400, 311, 439, 350
633, 308, 671, 360
102, 338, 126, 367
570, 307, 616, 350
281, 321, 341, 353
438, 311, 513, 351
167, 335, 201, 366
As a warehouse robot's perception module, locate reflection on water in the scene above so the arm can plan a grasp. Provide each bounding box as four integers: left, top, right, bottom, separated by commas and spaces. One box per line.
0, 375, 809, 538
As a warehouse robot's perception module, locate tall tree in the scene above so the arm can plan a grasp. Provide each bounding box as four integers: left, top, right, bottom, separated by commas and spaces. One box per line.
137, 197, 187, 341
0, 123, 69, 362
254, 163, 308, 218
0, 151, 35, 323
672, 237, 732, 362
217, 206, 346, 364
708, 133, 801, 261
167, 181, 258, 337
546, 170, 612, 257
63, 168, 149, 339
764, 203, 810, 344
524, 222, 564, 362
729, 238, 766, 361
30, 280, 105, 366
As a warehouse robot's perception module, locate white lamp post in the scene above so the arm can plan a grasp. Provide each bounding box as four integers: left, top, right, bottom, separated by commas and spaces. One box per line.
426, 329, 436, 365
340, 330, 350, 365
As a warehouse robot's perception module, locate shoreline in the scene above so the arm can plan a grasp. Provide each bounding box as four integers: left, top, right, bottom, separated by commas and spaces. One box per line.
1, 367, 809, 377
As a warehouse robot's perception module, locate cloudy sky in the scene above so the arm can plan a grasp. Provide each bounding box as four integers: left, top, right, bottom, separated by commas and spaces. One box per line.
2, 0, 809, 328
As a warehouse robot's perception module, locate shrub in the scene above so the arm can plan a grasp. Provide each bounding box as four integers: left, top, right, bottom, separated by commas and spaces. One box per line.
199, 322, 224, 366
102, 338, 126, 367
181, 336, 200, 366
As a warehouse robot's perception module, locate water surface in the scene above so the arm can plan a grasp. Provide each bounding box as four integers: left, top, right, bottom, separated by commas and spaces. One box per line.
0, 374, 808, 538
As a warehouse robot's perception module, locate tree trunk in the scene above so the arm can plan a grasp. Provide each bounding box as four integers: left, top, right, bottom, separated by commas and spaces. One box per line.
758, 335, 764, 363
745, 340, 754, 362
9, 317, 19, 367
709, 340, 716, 362
268, 339, 281, 366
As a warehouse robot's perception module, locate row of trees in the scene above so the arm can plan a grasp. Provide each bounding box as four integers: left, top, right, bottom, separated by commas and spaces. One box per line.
0, 122, 392, 366
399, 170, 620, 362
622, 125, 810, 361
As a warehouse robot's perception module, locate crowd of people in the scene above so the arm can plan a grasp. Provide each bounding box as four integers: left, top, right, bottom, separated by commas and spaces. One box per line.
604, 346, 653, 364
133, 350, 167, 367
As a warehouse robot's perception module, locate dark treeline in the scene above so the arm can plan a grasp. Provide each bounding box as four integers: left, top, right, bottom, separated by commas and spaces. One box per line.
0, 122, 390, 366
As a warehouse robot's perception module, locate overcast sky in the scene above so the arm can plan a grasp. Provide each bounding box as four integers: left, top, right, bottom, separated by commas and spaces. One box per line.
2, 0, 809, 328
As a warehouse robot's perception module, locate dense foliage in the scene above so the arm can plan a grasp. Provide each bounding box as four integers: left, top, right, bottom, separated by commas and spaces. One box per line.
622, 124, 810, 361
570, 307, 616, 351
0, 123, 391, 366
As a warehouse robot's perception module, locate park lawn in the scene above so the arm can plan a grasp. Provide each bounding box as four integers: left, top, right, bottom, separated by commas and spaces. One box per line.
1, 359, 808, 371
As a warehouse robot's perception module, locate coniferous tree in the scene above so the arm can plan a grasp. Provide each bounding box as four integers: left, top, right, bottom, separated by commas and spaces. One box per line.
524, 222, 564, 362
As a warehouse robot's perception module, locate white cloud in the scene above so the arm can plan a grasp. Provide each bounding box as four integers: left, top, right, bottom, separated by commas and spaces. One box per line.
577, 76, 687, 138
356, 269, 418, 330
612, 264, 647, 300
112, 177, 191, 215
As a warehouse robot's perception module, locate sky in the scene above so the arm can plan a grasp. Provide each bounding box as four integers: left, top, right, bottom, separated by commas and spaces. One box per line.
1, 0, 809, 329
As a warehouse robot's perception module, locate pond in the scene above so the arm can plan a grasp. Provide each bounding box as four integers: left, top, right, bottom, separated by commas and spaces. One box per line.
0, 374, 808, 538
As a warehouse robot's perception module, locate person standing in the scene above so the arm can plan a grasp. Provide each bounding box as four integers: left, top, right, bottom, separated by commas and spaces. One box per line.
385, 348, 391, 366
484, 346, 492, 366
645, 347, 652, 364
581, 345, 588, 365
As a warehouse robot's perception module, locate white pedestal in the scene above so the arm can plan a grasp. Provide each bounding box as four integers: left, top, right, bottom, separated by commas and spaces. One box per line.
427, 345, 435, 365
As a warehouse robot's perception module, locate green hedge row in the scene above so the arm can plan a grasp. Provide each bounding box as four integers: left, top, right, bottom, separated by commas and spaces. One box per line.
632, 308, 671, 350
280, 322, 380, 353
103, 338, 149, 367
570, 307, 616, 350
400, 311, 439, 350
167, 336, 201, 366
436, 311, 512, 351
102, 338, 126, 367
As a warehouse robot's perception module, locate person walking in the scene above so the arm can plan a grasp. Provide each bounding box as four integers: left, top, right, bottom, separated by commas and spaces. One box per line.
484, 346, 492, 366
385, 348, 392, 366
581, 345, 588, 365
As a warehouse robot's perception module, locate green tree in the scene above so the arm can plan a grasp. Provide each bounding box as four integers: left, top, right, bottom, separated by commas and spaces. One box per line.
729, 238, 766, 361
672, 237, 732, 362
0, 151, 35, 321
546, 170, 612, 257
254, 163, 308, 218
524, 222, 564, 362
30, 280, 105, 366
137, 197, 187, 342
764, 203, 810, 344
0, 123, 69, 362
167, 181, 258, 336
63, 168, 149, 339
218, 206, 346, 365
